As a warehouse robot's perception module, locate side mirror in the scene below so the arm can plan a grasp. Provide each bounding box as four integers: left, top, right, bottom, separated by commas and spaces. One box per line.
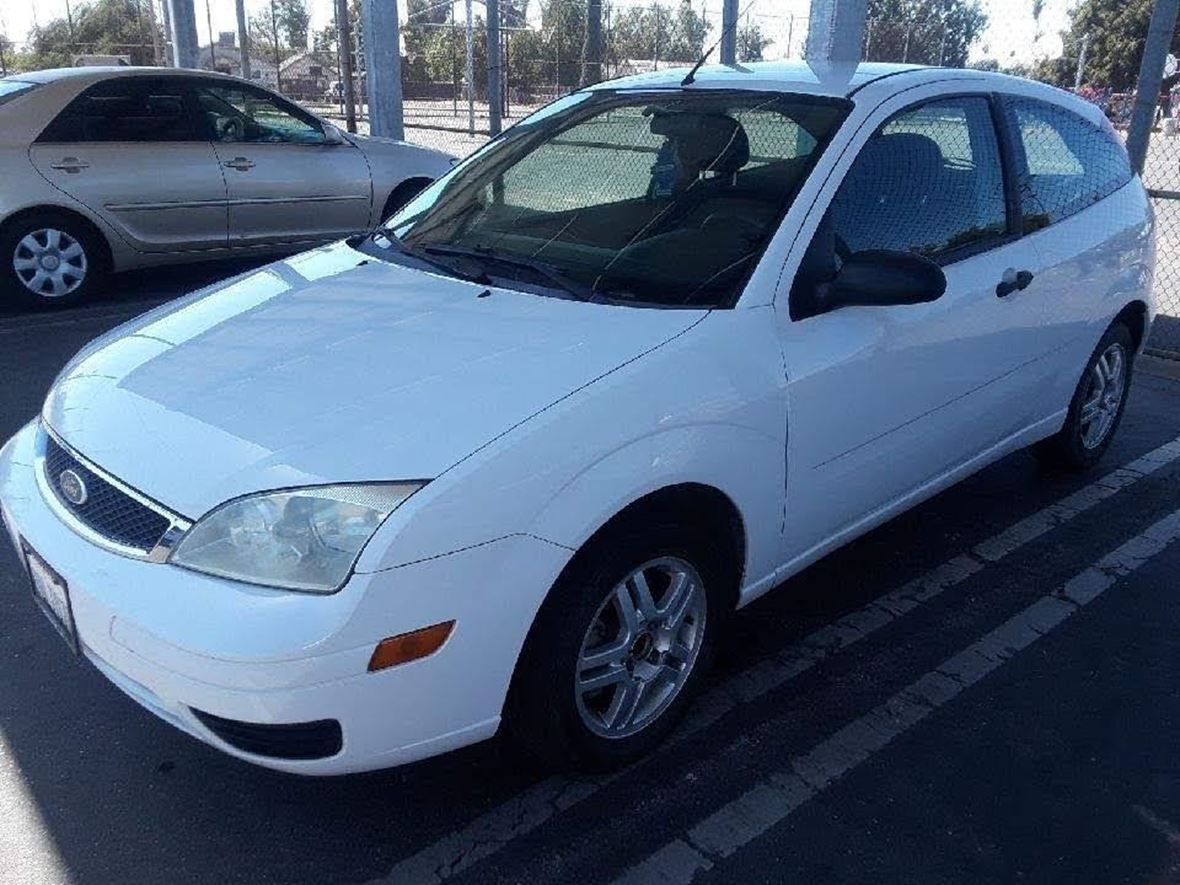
827, 250, 947, 309
322, 123, 347, 145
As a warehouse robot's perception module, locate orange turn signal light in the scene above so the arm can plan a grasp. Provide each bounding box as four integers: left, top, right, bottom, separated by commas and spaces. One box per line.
368, 621, 455, 672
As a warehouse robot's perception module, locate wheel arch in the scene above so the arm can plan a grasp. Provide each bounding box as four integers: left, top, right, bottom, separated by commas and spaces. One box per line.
380, 176, 435, 222
1113, 299, 1148, 354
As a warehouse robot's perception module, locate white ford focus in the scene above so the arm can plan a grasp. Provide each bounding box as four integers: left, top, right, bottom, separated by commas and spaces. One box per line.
0, 63, 1155, 774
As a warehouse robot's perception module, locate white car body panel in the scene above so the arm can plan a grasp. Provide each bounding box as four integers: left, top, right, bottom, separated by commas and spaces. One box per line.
0, 62, 1157, 774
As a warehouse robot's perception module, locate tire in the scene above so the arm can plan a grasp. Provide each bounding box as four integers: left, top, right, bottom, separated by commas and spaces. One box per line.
381, 177, 433, 221
0, 211, 104, 310
1035, 321, 1134, 471
505, 521, 730, 771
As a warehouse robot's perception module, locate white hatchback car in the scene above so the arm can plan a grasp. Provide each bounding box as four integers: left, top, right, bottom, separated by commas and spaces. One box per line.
0, 63, 1155, 774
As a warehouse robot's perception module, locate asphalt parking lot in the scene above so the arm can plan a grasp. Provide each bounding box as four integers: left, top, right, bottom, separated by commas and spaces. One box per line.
2, 269, 1180, 885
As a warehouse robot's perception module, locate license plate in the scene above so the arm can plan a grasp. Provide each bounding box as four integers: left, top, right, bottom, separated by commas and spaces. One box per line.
22, 542, 78, 654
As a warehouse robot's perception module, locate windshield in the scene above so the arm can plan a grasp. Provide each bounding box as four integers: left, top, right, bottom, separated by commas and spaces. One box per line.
0, 80, 38, 108
383, 89, 850, 308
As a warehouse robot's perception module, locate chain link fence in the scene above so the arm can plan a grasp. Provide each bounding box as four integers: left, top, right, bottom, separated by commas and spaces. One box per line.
1140, 124, 1180, 357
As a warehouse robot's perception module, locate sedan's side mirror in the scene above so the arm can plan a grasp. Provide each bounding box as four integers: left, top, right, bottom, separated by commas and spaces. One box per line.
827, 250, 947, 309
322, 123, 347, 145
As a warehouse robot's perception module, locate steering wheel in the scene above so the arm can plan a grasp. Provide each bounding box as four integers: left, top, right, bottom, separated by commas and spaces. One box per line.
217, 117, 246, 142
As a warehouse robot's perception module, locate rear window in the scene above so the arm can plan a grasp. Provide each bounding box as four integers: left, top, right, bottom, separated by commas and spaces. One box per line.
38, 77, 193, 143
0, 80, 38, 108
1009, 97, 1133, 232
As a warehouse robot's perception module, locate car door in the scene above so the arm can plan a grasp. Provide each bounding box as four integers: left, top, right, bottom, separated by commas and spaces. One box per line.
776, 91, 1057, 563
28, 76, 228, 252
192, 80, 372, 246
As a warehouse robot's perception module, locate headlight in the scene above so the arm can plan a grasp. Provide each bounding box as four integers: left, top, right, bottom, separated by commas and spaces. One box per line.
169, 483, 425, 593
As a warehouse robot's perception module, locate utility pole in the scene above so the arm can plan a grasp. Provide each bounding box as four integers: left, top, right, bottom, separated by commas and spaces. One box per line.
235, 0, 251, 79
487, 0, 502, 134
465, 0, 475, 135
270, 0, 281, 90
720, 0, 738, 65
806, 0, 867, 69
336, 0, 357, 132
583, 0, 602, 85
167, 0, 200, 68
1127, 0, 1180, 173
362, 0, 405, 139
146, 0, 164, 66
205, 0, 216, 68
1074, 32, 1091, 89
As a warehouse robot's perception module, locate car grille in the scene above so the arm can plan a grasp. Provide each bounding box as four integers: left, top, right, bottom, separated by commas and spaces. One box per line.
42, 431, 175, 554
190, 708, 344, 760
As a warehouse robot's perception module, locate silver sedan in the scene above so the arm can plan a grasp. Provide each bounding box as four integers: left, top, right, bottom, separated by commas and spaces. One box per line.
0, 67, 455, 307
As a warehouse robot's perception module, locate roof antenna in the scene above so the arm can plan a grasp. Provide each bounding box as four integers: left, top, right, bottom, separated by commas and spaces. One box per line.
682, 0, 753, 86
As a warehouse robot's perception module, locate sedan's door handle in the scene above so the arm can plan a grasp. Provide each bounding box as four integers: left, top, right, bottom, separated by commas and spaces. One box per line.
222, 157, 255, 171
996, 268, 1035, 298
49, 157, 89, 173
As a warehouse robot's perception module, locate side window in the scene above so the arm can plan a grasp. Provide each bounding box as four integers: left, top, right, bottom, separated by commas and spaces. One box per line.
1009, 98, 1133, 231
195, 84, 327, 145
37, 78, 193, 143
831, 97, 1008, 260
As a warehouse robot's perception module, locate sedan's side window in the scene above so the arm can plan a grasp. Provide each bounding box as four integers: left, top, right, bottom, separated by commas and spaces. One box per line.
195, 84, 327, 145
37, 78, 194, 143
791, 96, 1008, 320
1008, 98, 1133, 232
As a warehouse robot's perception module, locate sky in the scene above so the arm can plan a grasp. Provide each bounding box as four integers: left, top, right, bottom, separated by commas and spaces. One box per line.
1, 0, 1073, 67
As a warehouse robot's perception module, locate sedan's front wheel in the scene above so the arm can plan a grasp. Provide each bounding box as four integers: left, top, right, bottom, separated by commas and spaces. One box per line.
507, 523, 727, 769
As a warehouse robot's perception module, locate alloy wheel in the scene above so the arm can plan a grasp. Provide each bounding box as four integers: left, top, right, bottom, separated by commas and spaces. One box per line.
1080, 342, 1127, 450
13, 228, 88, 298
575, 556, 707, 739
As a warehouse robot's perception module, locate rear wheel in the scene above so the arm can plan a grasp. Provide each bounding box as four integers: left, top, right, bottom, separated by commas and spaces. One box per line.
506, 522, 728, 770
1035, 321, 1134, 471
0, 212, 104, 309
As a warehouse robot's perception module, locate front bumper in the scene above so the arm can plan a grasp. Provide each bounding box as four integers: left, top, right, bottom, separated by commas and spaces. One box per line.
0, 422, 571, 775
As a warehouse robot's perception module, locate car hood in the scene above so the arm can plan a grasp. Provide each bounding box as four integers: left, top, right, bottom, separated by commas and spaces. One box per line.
44, 242, 706, 518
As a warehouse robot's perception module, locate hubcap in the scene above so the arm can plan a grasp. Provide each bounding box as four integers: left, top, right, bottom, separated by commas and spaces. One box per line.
1079, 343, 1127, 450
575, 556, 707, 739
13, 228, 87, 298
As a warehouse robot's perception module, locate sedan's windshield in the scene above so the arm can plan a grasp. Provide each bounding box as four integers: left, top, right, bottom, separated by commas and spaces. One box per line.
382, 89, 850, 307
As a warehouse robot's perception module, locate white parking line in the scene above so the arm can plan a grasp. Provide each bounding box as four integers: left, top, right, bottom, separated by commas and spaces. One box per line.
377, 437, 1180, 885
613, 505, 1180, 884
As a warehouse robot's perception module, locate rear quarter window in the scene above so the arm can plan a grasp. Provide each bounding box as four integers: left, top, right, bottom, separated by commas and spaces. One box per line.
0, 80, 38, 108
1009, 97, 1132, 232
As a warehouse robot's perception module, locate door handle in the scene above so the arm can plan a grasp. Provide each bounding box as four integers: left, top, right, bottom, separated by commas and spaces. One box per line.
222, 157, 255, 171
996, 268, 1035, 298
49, 157, 89, 173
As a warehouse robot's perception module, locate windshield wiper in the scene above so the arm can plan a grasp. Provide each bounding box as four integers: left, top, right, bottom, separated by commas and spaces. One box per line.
350, 228, 492, 285
421, 244, 595, 302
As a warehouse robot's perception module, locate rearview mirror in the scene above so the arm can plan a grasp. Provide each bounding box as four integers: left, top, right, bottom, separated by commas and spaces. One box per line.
827, 250, 947, 309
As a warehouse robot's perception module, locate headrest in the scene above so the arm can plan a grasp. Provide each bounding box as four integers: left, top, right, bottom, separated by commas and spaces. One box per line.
647, 110, 750, 178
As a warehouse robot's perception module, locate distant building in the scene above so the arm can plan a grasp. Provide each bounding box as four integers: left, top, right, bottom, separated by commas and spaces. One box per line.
279, 50, 339, 101
73, 54, 130, 66
198, 31, 278, 88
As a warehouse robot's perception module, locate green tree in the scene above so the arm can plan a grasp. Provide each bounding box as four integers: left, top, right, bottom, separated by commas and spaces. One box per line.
1039, 0, 1171, 91
864, 0, 988, 68
737, 22, 773, 63
611, 0, 709, 64
24, 0, 163, 68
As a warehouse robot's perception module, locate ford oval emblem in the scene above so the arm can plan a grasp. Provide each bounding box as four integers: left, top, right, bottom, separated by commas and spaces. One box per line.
58, 469, 88, 506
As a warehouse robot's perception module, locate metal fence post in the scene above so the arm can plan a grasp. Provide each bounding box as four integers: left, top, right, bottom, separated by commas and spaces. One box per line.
362, 0, 405, 140
584, 0, 603, 85
805, 0, 867, 67
166, 0, 200, 68
720, 0, 738, 65
235, 0, 251, 80
337, 0, 358, 132
1127, 0, 1180, 174
465, 0, 475, 136
488, 0, 502, 135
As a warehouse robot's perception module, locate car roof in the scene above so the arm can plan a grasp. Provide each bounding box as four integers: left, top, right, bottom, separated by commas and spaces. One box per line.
9, 66, 234, 85
586, 60, 1063, 101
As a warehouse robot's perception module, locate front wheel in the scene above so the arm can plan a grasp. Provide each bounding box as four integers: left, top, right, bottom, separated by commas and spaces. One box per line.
1035, 321, 1134, 471
506, 524, 727, 770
